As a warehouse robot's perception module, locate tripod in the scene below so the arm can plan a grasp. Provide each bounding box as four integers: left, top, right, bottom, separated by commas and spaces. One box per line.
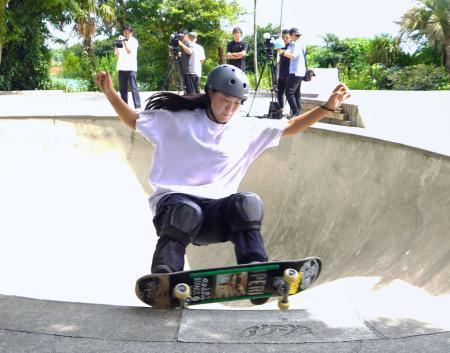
162, 49, 186, 94
246, 52, 282, 119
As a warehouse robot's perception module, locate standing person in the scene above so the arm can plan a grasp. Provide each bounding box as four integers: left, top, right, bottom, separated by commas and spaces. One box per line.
178, 29, 196, 95
95, 65, 349, 305
189, 32, 206, 94
278, 28, 306, 116
276, 29, 291, 115
115, 24, 141, 110
225, 27, 248, 71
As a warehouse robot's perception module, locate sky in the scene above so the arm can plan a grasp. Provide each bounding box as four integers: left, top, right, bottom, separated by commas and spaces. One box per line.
236, 0, 417, 46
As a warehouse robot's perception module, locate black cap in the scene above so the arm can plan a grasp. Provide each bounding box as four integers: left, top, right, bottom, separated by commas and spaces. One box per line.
289, 27, 301, 36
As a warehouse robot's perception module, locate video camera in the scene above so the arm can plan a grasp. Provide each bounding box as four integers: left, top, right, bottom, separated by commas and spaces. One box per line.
114, 36, 128, 48
168, 32, 184, 59
262, 33, 282, 59
263, 33, 279, 48
169, 32, 183, 48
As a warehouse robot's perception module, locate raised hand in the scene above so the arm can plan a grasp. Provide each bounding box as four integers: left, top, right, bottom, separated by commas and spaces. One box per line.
95, 71, 114, 96
323, 84, 351, 111
283, 83, 352, 136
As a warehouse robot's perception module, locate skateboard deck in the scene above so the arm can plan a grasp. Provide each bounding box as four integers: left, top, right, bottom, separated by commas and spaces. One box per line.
135, 257, 322, 309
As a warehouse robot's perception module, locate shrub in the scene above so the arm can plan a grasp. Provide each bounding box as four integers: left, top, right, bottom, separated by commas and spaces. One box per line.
371, 64, 394, 90
389, 64, 450, 90
343, 65, 377, 90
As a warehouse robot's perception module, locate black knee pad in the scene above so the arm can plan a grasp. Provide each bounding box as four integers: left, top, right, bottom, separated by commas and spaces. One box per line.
158, 200, 203, 245
226, 192, 264, 233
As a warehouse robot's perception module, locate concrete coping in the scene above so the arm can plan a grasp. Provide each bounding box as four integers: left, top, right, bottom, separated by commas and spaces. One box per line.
1, 294, 449, 353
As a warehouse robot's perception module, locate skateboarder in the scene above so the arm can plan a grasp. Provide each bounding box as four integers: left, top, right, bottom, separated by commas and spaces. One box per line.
95, 65, 349, 304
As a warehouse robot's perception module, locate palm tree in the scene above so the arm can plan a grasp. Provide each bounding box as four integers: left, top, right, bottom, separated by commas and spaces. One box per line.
368, 34, 401, 67
0, 0, 9, 66
116, 0, 126, 26
398, 0, 450, 71
73, 0, 116, 81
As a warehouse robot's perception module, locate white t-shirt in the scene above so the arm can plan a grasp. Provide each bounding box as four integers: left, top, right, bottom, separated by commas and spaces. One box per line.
116, 36, 139, 72
136, 108, 289, 211
192, 43, 206, 77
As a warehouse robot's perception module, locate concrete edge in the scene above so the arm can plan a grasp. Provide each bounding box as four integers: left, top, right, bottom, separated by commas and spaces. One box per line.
1, 114, 447, 159
1, 294, 449, 345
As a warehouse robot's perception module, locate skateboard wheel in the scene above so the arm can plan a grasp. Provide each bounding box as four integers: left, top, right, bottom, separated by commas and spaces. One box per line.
278, 299, 290, 310
283, 268, 299, 284
173, 283, 191, 300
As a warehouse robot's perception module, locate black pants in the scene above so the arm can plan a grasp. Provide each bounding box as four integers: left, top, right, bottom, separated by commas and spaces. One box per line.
192, 75, 200, 94
277, 76, 288, 109
286, 74, 303, 115
151, 193, 269, 272
183, 74, 197, 95
118, 70, 141, 109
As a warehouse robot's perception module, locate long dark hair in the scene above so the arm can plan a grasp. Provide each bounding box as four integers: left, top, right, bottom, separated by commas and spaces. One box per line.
145, 92, 210, 111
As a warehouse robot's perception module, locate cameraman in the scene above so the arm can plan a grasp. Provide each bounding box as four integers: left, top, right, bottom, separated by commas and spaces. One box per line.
114, 24, 141, 110
277, 28, 306, 117
277, 30, 291, 115
178, 29, 196, 95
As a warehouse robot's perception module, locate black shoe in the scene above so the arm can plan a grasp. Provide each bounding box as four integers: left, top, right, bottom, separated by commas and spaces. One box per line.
250, 297, 270, 305
152, 264, 172, 274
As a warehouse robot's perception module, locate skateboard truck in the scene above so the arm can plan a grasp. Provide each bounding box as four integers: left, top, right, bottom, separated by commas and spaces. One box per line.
275, 268, 299, 310
173, 283, 192, 308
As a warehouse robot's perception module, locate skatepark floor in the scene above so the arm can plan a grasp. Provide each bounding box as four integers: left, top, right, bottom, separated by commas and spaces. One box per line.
0, 90, 449, 352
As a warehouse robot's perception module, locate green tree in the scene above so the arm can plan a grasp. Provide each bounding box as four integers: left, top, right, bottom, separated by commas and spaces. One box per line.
61, 44, 86, 78
410, 44, 443, 65
123, 0, 243, 90
367, 34, 401, 67
0, 0, 8, 66
308, 34, 371, 81
243, 23, 279, 77
71, 0, 116, 87
390, 63, 450, 89
398, 0, 450, 71
0, 0, 73, 90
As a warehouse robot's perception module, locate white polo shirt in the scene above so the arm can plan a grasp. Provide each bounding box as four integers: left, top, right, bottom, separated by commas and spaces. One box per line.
191, 43, 206, 77
116, 36, 139, 72
136, 108, 289, 211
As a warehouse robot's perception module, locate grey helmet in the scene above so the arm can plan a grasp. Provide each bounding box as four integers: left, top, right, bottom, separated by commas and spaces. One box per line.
205, 65, 250, 101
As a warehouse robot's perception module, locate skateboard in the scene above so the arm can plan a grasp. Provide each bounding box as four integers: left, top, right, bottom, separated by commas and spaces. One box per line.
135, 257, 321, 310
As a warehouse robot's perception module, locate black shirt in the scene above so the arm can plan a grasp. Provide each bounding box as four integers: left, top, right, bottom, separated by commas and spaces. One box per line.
279, 44, 291, 78
226, 40, 248, 70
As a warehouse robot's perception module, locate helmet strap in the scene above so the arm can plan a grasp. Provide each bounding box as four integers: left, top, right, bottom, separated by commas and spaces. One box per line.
205, 93, 227, 124
206, 103, 226, 124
